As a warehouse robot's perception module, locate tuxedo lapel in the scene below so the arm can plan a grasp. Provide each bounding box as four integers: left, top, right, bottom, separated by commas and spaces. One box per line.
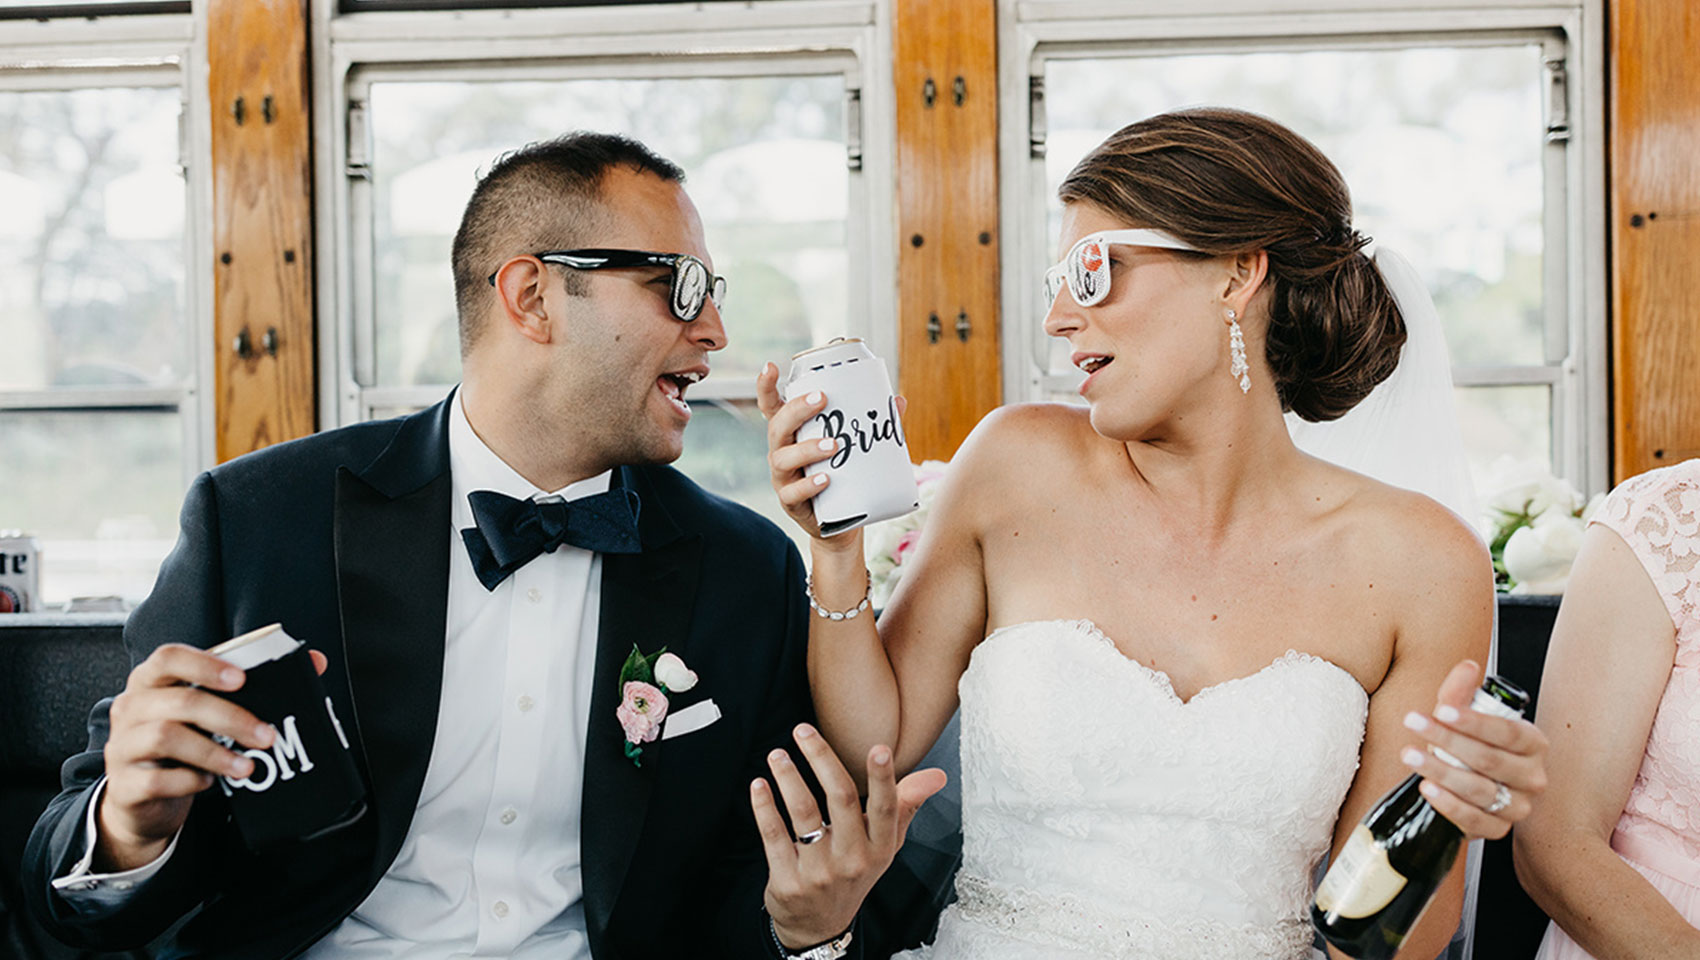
582, 466, 703, 941
333, 398, 453, 891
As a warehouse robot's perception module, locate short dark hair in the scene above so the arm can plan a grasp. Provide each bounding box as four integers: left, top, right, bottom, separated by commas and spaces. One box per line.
450, 131, 686, 354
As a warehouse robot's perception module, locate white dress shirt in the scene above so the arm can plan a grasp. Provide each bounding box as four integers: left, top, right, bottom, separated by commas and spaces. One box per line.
60, 391, 603, 960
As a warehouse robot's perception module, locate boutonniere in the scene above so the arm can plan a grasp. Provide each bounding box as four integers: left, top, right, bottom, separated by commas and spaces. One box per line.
616, 646, 699, 767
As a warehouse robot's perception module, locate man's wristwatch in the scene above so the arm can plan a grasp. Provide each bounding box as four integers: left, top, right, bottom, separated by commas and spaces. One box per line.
768, 915, 853, 960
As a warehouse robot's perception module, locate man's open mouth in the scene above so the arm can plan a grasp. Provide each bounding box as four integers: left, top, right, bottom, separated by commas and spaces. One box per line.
657, 370, 705, 415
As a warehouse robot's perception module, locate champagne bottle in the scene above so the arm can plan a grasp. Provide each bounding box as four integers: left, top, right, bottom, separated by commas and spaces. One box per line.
1311, 675, 1529, 959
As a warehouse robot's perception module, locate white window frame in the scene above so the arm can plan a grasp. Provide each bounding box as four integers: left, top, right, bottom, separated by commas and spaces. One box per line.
999, 0, 1610, 495
310, 0, 898, 426
0, 10, 216, 484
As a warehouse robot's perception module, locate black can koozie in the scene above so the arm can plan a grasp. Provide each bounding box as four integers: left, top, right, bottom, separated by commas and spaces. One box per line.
208, 623, 367, 852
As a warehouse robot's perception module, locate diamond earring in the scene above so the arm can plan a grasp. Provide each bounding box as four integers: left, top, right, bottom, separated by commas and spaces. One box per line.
1227, 309, 1250, 394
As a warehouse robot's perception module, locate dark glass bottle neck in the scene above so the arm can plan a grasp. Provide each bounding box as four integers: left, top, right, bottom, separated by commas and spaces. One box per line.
1372, 773, 1463, 845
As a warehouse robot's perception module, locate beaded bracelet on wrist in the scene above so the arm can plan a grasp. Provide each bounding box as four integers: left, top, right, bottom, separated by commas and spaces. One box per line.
767, 913, 854, 959
806, 569, 871, 621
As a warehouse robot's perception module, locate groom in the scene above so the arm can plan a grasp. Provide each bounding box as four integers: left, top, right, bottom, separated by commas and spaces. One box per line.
22, 132, 926, 959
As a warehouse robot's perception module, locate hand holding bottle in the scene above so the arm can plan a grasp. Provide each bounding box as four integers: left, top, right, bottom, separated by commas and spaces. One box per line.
1313, 661, 1548, 959
1396, 659, 1549, 839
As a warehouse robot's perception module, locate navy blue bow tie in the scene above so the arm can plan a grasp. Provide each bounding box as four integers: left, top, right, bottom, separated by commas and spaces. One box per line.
461, 488, 642, 591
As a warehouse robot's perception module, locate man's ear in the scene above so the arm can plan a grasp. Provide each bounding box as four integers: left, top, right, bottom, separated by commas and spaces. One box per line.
1220, 249, 1270, 319
491, 256, 554, 345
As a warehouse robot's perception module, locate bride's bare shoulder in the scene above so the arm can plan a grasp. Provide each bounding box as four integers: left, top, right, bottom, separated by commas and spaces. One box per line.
1328, 466, 1491, 592
951, 402, 1097, 483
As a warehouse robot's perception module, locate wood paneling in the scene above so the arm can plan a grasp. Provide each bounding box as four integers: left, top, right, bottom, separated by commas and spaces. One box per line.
893, 0, 1000, 462
1611, 0, 1700, 482
208, 0, 316, 462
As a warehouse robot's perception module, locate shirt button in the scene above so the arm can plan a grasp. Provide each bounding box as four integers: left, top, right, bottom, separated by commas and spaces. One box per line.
112, 880, 133, 891
517, 694, 535, 713
500, 807, 517, 825
492, 900, 509, 919
527, 587, 542, 603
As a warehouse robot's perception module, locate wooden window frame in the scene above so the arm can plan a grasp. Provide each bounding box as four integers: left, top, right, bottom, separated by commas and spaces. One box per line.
1000, 0, 1610, 495
308, 0, 898, 431
0, 11, 215, 482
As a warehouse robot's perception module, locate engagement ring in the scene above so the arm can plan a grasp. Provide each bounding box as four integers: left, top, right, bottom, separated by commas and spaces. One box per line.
1486, 782, 1512, 814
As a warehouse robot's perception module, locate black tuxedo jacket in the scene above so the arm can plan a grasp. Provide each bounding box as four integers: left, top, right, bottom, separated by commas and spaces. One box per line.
21, 396, 839, 959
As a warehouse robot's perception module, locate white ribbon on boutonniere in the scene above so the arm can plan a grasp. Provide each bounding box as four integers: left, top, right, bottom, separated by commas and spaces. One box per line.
615, 646, 703, 766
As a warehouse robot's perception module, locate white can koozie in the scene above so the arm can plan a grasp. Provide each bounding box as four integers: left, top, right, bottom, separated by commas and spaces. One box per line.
785, 339, 919, 537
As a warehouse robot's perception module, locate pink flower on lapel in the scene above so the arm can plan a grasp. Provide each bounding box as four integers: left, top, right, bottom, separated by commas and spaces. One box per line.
617, 681, 669, 746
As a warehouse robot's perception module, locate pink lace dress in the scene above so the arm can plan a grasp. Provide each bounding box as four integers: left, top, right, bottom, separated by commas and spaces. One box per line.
1536, 458, 1700, 959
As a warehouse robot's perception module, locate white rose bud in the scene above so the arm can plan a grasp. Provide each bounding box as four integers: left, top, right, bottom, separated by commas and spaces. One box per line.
653, 652, 698, 693
1531, 475, 1584, 518
1481, 456, 1551, 515
1580, 491, 1606, 524
1503, 512, 1587, 594
1480, 457, 1585, 521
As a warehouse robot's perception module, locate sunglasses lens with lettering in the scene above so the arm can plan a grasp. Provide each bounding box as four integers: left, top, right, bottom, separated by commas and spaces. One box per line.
1066, 238, 1111, 307
671, 257, 707, 321
670, 256, 727, 322
1043, 237, 1113, 309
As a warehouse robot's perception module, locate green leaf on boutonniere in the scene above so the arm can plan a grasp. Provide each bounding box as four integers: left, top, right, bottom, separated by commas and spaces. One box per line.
617, 643, 667, 691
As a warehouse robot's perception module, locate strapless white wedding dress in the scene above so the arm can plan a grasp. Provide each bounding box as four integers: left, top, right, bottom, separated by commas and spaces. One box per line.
898, 619, 1369, 959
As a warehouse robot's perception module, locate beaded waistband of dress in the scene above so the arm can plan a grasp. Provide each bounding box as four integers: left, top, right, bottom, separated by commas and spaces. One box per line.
952, 873, 1316, 960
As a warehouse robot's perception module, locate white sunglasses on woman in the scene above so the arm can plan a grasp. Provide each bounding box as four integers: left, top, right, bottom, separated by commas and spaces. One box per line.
1043, 229, 1200, 308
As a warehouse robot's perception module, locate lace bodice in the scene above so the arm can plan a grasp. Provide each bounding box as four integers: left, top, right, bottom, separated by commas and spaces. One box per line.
1591, 459, 1700, 860
900, 619, 1369, 959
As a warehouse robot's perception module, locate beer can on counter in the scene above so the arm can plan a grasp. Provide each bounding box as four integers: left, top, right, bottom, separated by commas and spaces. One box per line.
0, 531, 41, 614
784, 339, 919, 537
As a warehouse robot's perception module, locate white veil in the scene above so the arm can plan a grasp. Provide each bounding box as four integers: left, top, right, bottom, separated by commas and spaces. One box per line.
1285, 245, 1477, 522
1287, 245, 1486, 960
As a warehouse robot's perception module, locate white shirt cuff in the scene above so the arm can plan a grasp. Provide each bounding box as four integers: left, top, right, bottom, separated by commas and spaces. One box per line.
50, 776, 181, 913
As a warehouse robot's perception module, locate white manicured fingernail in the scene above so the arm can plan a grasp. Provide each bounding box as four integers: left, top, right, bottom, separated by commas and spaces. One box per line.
1403, 711, 1429, 732
1435, 705, 1461, 723
1419, 780, 1440, 800
812, 474, 828, 486
818, 438, 836, 451
806, 391, 822, 404
1401, 747, 1425, 768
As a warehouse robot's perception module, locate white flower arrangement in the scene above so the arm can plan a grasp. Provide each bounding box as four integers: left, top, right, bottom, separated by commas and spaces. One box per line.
1480, 456, 1604, 595
863, 460, 951, 609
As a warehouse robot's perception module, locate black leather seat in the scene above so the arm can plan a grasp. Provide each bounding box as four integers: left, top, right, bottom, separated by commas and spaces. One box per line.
2, 601, 1562, 960
1473, 595, 1562, 960
0, 614, 153, 960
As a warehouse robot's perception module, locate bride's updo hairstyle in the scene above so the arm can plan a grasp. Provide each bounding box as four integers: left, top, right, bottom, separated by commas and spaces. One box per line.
1057, 107, 1405, 422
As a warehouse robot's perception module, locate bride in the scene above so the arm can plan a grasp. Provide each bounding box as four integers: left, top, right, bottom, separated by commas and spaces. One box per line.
750, 107, 1549, 959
